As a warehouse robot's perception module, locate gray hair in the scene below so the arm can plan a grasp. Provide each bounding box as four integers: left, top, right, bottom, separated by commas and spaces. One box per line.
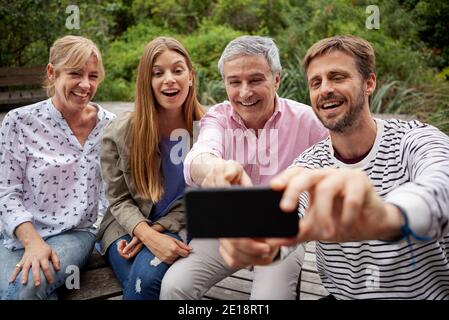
217, 35, 282, 78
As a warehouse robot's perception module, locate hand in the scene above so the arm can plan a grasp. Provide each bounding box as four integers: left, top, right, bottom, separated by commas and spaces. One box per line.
202, 159, 252, 187
219, 238, 280, 269
270, 167, 404, 244
143, 231, 192, 264
117, 236, 143, 260
10, 239, 60, 287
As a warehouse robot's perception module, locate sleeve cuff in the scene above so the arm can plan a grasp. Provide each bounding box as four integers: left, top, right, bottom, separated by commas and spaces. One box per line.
7, 215, 34, 239
385, 189, 432, 238
184, 147, 222, 186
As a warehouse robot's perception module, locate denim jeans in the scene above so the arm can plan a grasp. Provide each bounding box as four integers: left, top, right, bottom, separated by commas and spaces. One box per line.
107, 231, 181, 300
0, 230, 95, 300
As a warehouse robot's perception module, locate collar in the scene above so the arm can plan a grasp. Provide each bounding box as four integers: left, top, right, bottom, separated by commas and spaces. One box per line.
229, 94, 282, 129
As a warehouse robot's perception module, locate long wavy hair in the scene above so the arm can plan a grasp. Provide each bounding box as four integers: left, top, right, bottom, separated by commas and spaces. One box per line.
131, 37, 205, 202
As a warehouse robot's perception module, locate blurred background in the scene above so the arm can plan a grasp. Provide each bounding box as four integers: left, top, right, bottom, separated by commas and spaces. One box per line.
1, 0, 448, 133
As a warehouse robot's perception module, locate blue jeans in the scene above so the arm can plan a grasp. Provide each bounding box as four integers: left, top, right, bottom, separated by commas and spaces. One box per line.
0, 230, 95, 300
107, 231, 181, 300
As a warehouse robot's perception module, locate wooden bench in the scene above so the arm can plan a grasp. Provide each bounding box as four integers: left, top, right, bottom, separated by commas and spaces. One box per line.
59, 242, 328, 300
0, 66, 47, 108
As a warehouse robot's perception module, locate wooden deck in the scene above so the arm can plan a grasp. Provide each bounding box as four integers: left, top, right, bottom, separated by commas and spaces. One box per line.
60, 242, 328, 300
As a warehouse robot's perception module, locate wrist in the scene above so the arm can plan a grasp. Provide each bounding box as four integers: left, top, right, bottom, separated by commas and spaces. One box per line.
381, 203, 405, 241
133, 221, 157, 242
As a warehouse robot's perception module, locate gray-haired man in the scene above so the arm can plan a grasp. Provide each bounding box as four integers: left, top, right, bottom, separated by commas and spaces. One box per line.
160, 35, 327, 300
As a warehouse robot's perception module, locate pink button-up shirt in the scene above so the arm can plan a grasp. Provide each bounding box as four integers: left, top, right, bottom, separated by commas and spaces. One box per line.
184, 96, 328, 186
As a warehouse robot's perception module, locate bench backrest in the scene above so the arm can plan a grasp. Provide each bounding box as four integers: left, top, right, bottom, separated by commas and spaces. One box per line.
0, 66, 46, 87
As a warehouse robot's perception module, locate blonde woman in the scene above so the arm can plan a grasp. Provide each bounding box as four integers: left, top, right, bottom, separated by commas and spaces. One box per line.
97, 37, 204, 300
0, 35, 115, 299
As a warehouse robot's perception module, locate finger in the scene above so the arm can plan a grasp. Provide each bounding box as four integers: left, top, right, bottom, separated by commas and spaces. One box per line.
201, 172, 214, 186
313, 172, 348, 236
21, 262, 31, 285
214, 173, 231, 186
41, 259, 54, 284
239, 171, 253, 187
127, 242, 143, 259
219, 244, 247, 269
296, 213, 317, 242
118, 244, 131, 260
118, 239, 127, 253
221, 238, 270, 259
270, 167, 305, 190
31, 260, 41, 287
123, 238, 139, 254
219, 240, 273, 268
174, 241, 191, 257
51, 250, 60, 271
9, 262, 22, 283
280, 169, 329, 212
341, 174, 366, 227
175, 240, 192, 251
223, 162, 240, 181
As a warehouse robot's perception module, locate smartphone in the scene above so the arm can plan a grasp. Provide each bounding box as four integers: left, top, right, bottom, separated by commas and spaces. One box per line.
184, 186, 299, 238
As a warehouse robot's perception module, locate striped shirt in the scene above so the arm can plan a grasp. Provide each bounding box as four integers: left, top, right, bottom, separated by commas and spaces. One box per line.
291, 118, 449, 299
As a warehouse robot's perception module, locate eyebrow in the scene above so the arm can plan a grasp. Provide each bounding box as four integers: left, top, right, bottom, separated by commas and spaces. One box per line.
153, 60, 186, 68
226, 72, 267, 80
308, 70, 350, 83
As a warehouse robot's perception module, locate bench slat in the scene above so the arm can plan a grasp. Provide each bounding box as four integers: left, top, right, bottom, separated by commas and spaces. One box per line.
60, 266, 122, 300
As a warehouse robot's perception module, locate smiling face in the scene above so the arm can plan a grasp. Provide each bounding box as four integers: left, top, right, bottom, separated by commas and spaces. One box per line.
223, 54, 280, 129
49, 54, 100, 113
306, 50, 376, 133
151, 49, 192, 114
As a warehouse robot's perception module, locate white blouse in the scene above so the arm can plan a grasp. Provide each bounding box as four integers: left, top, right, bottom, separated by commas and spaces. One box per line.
0, 99, 115, 250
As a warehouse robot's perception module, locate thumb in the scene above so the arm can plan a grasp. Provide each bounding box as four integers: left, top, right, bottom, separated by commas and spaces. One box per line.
176, 239, 192, 251
240, 171, 253, 187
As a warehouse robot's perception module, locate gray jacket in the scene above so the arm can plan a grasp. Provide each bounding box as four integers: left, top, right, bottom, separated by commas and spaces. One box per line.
96, 112, 185, 255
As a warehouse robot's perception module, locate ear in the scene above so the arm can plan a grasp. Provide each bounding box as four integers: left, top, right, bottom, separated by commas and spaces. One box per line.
47, 63, 55, 82
365, 73, 376, 97
189, 69, 194, 86
274, 72, 281, 91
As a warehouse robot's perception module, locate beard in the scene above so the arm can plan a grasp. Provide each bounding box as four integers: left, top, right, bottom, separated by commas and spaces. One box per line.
316, 87, 366, 134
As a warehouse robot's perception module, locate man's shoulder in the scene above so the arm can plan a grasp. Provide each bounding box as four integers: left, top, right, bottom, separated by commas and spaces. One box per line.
201, 101, 234, 125
381, 118, 430, 138
279, 97, 313, 113
207, 101, 232, 115
291, 138, 331, 168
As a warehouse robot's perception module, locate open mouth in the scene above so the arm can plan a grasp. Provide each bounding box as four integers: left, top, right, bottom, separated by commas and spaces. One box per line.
72, 91, 89, 98
162, 90, 180, 97
320, 99, 345, 110
239, 100, 259, 107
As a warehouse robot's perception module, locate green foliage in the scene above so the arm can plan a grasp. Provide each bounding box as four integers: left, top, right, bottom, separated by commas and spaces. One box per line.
0, 0, 117, 67
210, 0, 290, 34
131, 0, 211, 33
2, 0, 448, 133
183, 23, 244, 80
95, 21, 174, 101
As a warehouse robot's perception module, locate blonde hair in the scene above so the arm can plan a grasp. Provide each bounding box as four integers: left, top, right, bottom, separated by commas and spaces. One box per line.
44, 35, 105, 96
131, 37, 205, 202
302, 35, 376, 80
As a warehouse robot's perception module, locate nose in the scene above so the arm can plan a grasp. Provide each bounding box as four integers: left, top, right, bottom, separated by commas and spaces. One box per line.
319, 79, 334, 96
239, 82, 252, 99
163, 71, 175, 85
79, 74, 90, 90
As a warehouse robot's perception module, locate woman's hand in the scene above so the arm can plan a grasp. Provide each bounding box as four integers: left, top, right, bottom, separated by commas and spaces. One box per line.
10, 238, 60, 287
117, 236, 143, 260
143, 231, 192, 264
11, 222, 60, 287
133, 221, 192, 264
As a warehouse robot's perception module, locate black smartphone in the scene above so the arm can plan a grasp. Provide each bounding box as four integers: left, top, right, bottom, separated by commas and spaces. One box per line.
184, 186, 299, 238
